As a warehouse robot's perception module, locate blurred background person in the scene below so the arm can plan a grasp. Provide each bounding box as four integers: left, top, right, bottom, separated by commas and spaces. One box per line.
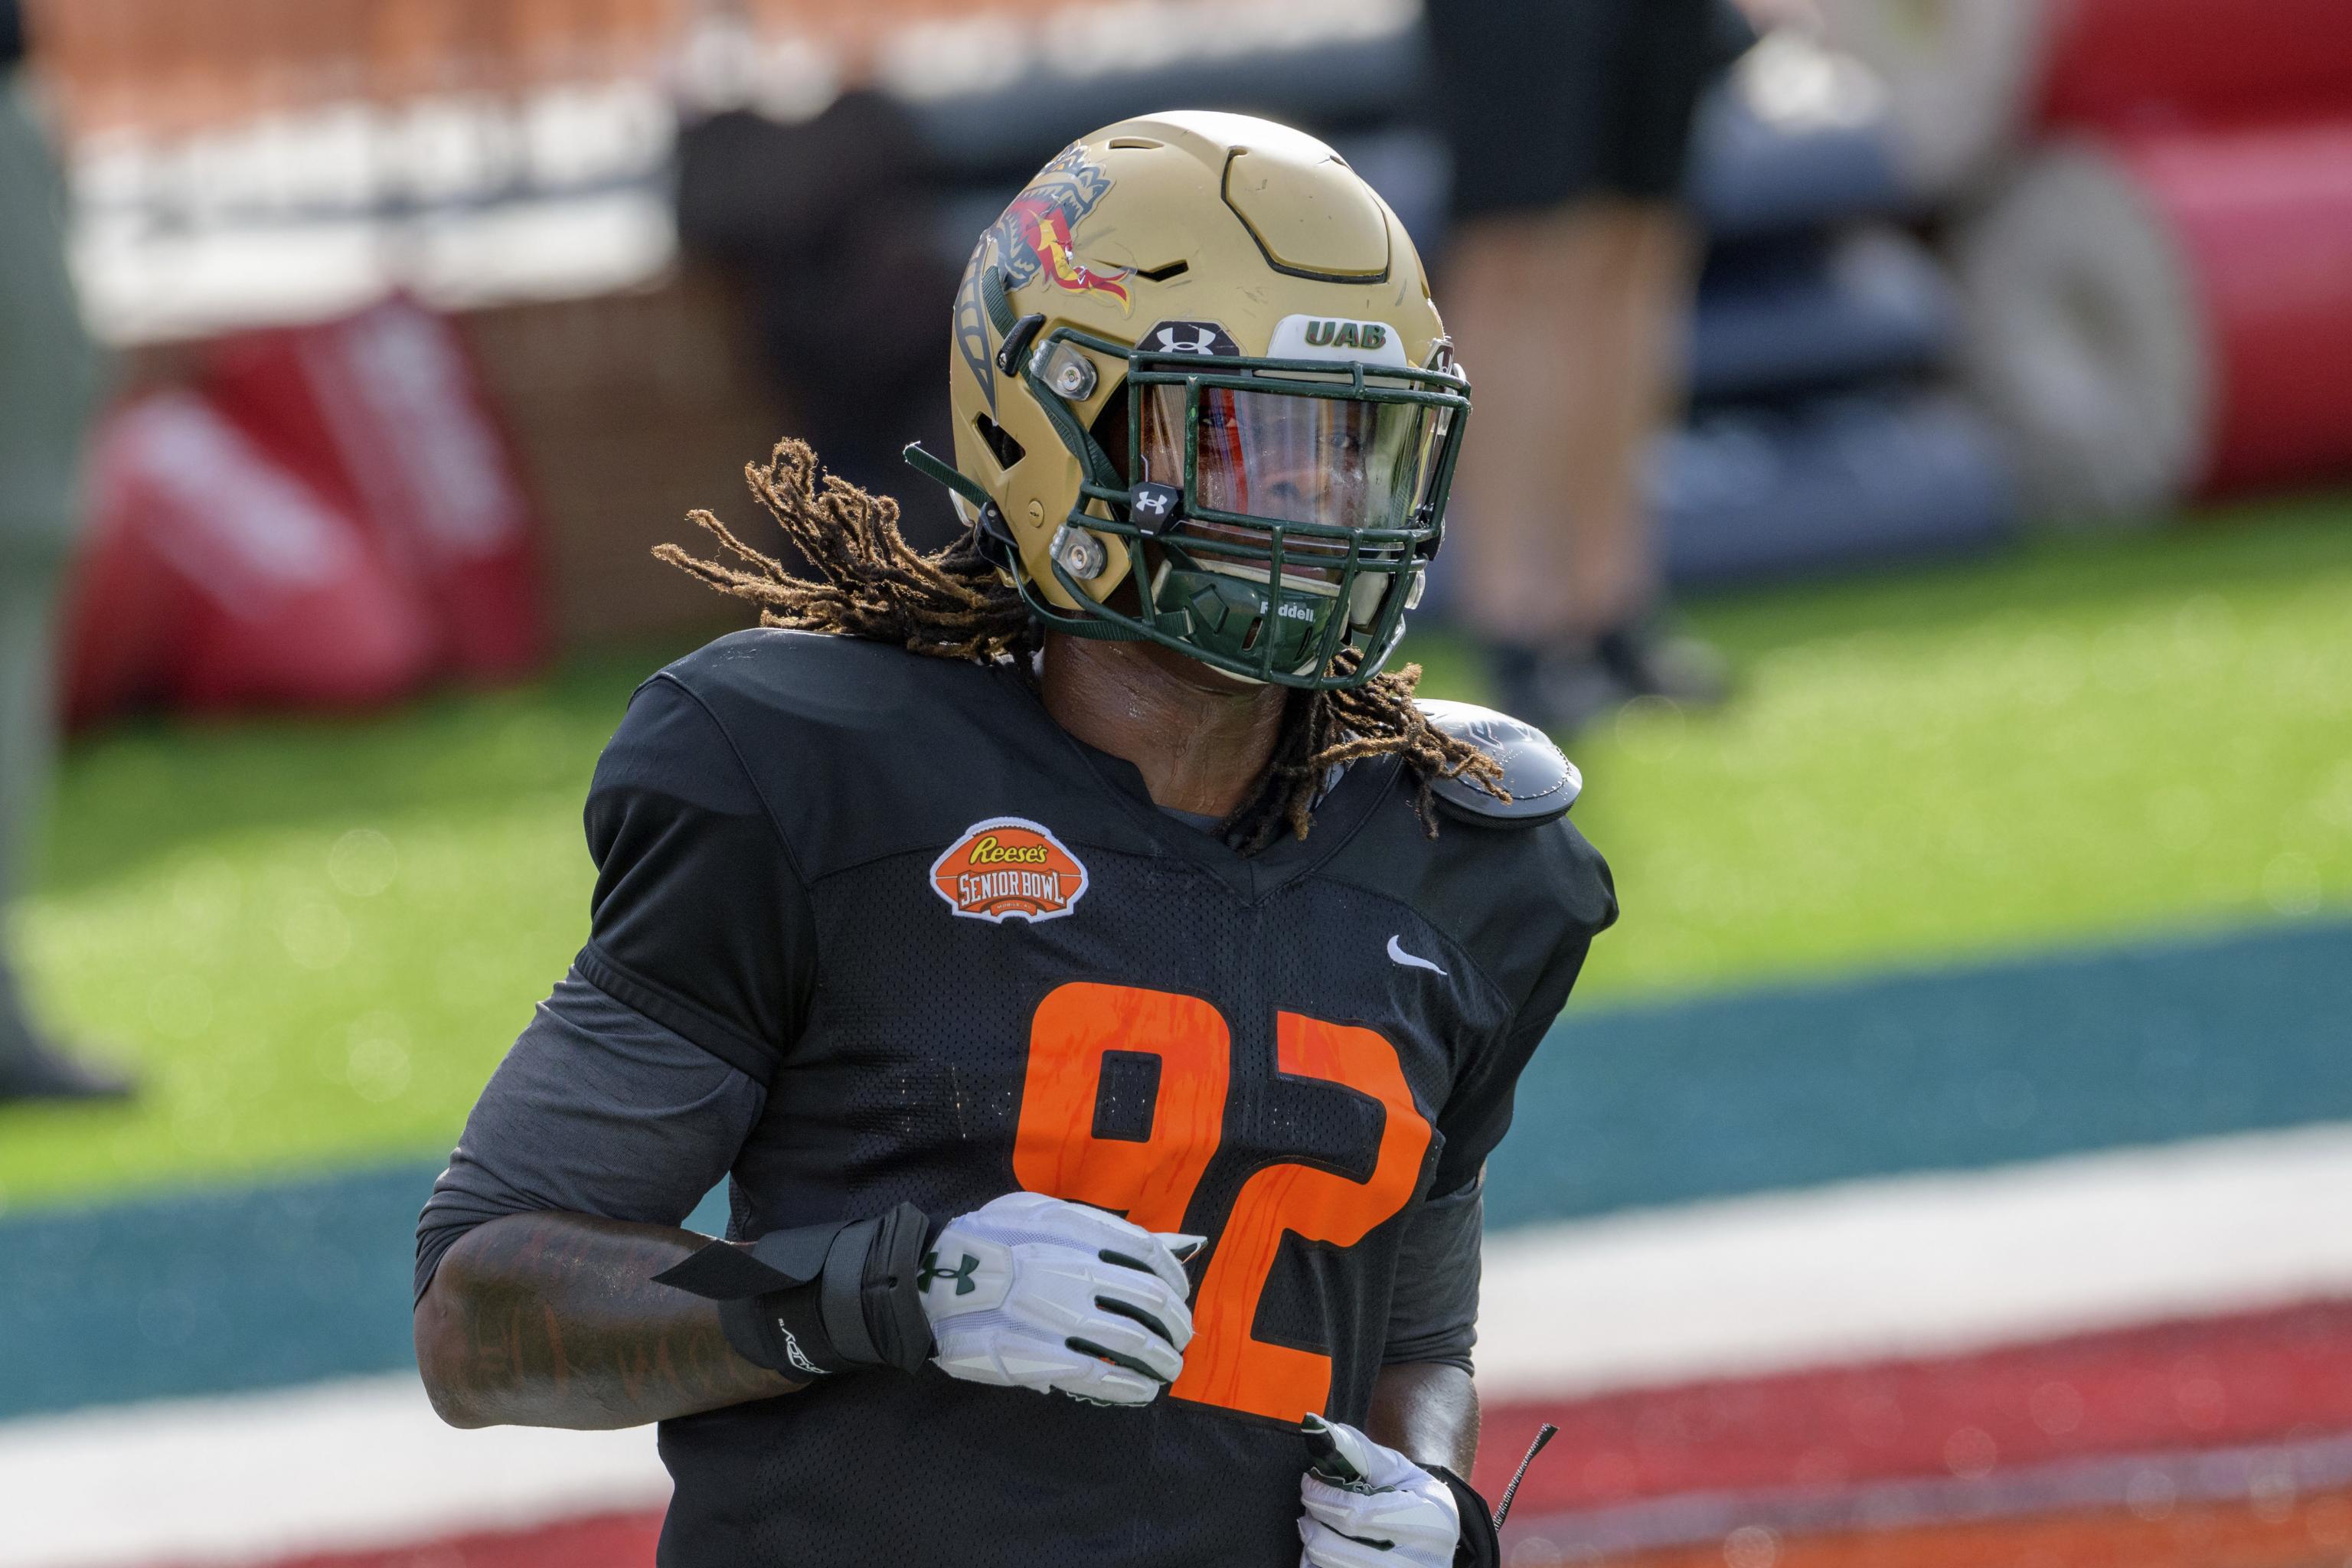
0, 0, 128, 1102
1429, 0, 1752, 733
674, 91, 964, 547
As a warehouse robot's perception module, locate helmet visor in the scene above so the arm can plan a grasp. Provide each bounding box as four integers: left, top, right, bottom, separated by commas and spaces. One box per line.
1138, 382, 1437, 544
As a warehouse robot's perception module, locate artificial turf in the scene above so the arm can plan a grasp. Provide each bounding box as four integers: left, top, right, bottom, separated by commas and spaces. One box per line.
2, 498, 2348, 1210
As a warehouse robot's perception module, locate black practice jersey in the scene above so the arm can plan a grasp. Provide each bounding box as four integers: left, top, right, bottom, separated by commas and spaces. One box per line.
467, 629, 1613, 1566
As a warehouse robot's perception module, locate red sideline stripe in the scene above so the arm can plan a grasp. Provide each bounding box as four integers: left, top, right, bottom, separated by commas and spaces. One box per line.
1550, 1487, 2352, 1568
231, 1510, 664, 1568
1475, 1298, 2352, 1514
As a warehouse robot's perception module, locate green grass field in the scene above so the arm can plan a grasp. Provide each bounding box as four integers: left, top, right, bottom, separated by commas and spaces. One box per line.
4, 498, 2350, 1211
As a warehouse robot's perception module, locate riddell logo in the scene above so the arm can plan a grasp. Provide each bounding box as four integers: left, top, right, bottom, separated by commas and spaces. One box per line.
930, 817, 1091, 923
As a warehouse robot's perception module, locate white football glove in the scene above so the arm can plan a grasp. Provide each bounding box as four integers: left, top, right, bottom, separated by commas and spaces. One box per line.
1298, 1416, 1463, 1568
920, 1191, 1200, 1406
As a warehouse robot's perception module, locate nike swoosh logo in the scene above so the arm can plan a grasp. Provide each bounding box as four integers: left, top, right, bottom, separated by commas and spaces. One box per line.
1387, 935, 1446, 976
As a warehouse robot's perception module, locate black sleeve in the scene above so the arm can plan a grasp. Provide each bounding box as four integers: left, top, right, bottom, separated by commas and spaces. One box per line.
1381, 1177, 1484, 1373
414, 972, 767, 1303
574, 672, 817, 1085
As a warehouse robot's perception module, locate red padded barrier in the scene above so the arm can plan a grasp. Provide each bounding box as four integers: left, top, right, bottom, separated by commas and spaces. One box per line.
67, 390, 436, 720
57, 443, 193, 727
2119, 123, 2352, 495
202, 296, 550, 683
2041, 0, 2352, 135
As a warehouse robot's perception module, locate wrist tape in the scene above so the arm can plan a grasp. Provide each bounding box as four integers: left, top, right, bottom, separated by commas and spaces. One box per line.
652, 1203, 932, 1378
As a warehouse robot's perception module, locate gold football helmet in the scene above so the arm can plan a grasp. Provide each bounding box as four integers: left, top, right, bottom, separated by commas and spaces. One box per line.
906, 110, 1469, 689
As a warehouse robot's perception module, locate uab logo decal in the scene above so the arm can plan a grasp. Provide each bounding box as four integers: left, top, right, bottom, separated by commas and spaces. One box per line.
1269, 312, 1409, 368
1302, 319, 1387, 351
930, 817, 1091, 923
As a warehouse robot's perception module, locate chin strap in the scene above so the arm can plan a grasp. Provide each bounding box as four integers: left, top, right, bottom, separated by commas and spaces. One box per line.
1490, 1423, 1558, 1530
902, 442, 1017, 570
900, 441, 995, 516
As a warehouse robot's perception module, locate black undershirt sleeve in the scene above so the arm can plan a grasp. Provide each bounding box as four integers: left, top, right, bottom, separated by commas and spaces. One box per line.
414, 974, 766, 1302
416, 672, 818, 1300
1380, 1177, 1485, 1373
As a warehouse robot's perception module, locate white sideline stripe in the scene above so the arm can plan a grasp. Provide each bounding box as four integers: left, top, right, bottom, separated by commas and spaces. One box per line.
1477, 1121, 2352, 1400
0, 1375, 668, 1568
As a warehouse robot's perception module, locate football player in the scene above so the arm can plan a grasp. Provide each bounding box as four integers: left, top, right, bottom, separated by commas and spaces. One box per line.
414, 112, 1615, 1568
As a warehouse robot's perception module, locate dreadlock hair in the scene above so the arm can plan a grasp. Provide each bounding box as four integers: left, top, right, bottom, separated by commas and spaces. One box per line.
657, 439, 1505, 852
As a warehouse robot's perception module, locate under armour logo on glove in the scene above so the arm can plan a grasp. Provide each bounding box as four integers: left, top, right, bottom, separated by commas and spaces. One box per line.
922, 1191, 1204, 1407
918, 1250, 982, 1297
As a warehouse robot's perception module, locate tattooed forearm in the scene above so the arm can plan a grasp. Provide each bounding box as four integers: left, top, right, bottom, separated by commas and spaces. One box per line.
1368, 1361, 1480, 1477
414, 1213, 799, 1429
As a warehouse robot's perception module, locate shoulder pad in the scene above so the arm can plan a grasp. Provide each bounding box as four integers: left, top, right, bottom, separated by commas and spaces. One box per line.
1414, 700, 1582, 824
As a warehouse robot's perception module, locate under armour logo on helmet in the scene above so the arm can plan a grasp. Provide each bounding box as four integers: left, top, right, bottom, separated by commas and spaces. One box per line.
1146, 320, 1236, 358
1129, 482, 1183, 533
1155, 325, 1217, 354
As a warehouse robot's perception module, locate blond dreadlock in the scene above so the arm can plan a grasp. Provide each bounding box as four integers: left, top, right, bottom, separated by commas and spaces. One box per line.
658, 439, 1505, 850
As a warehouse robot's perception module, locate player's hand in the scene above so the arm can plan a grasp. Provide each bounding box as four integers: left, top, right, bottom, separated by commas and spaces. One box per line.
920, 1191, 1201, 1406
1298, 1416, 1463, 1568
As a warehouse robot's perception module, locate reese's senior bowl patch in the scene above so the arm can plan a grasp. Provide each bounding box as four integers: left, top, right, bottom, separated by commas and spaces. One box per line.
931, 817, 1091, 923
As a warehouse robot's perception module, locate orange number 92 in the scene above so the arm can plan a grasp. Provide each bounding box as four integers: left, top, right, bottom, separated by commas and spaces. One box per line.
1011, 982, 1431, 1423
